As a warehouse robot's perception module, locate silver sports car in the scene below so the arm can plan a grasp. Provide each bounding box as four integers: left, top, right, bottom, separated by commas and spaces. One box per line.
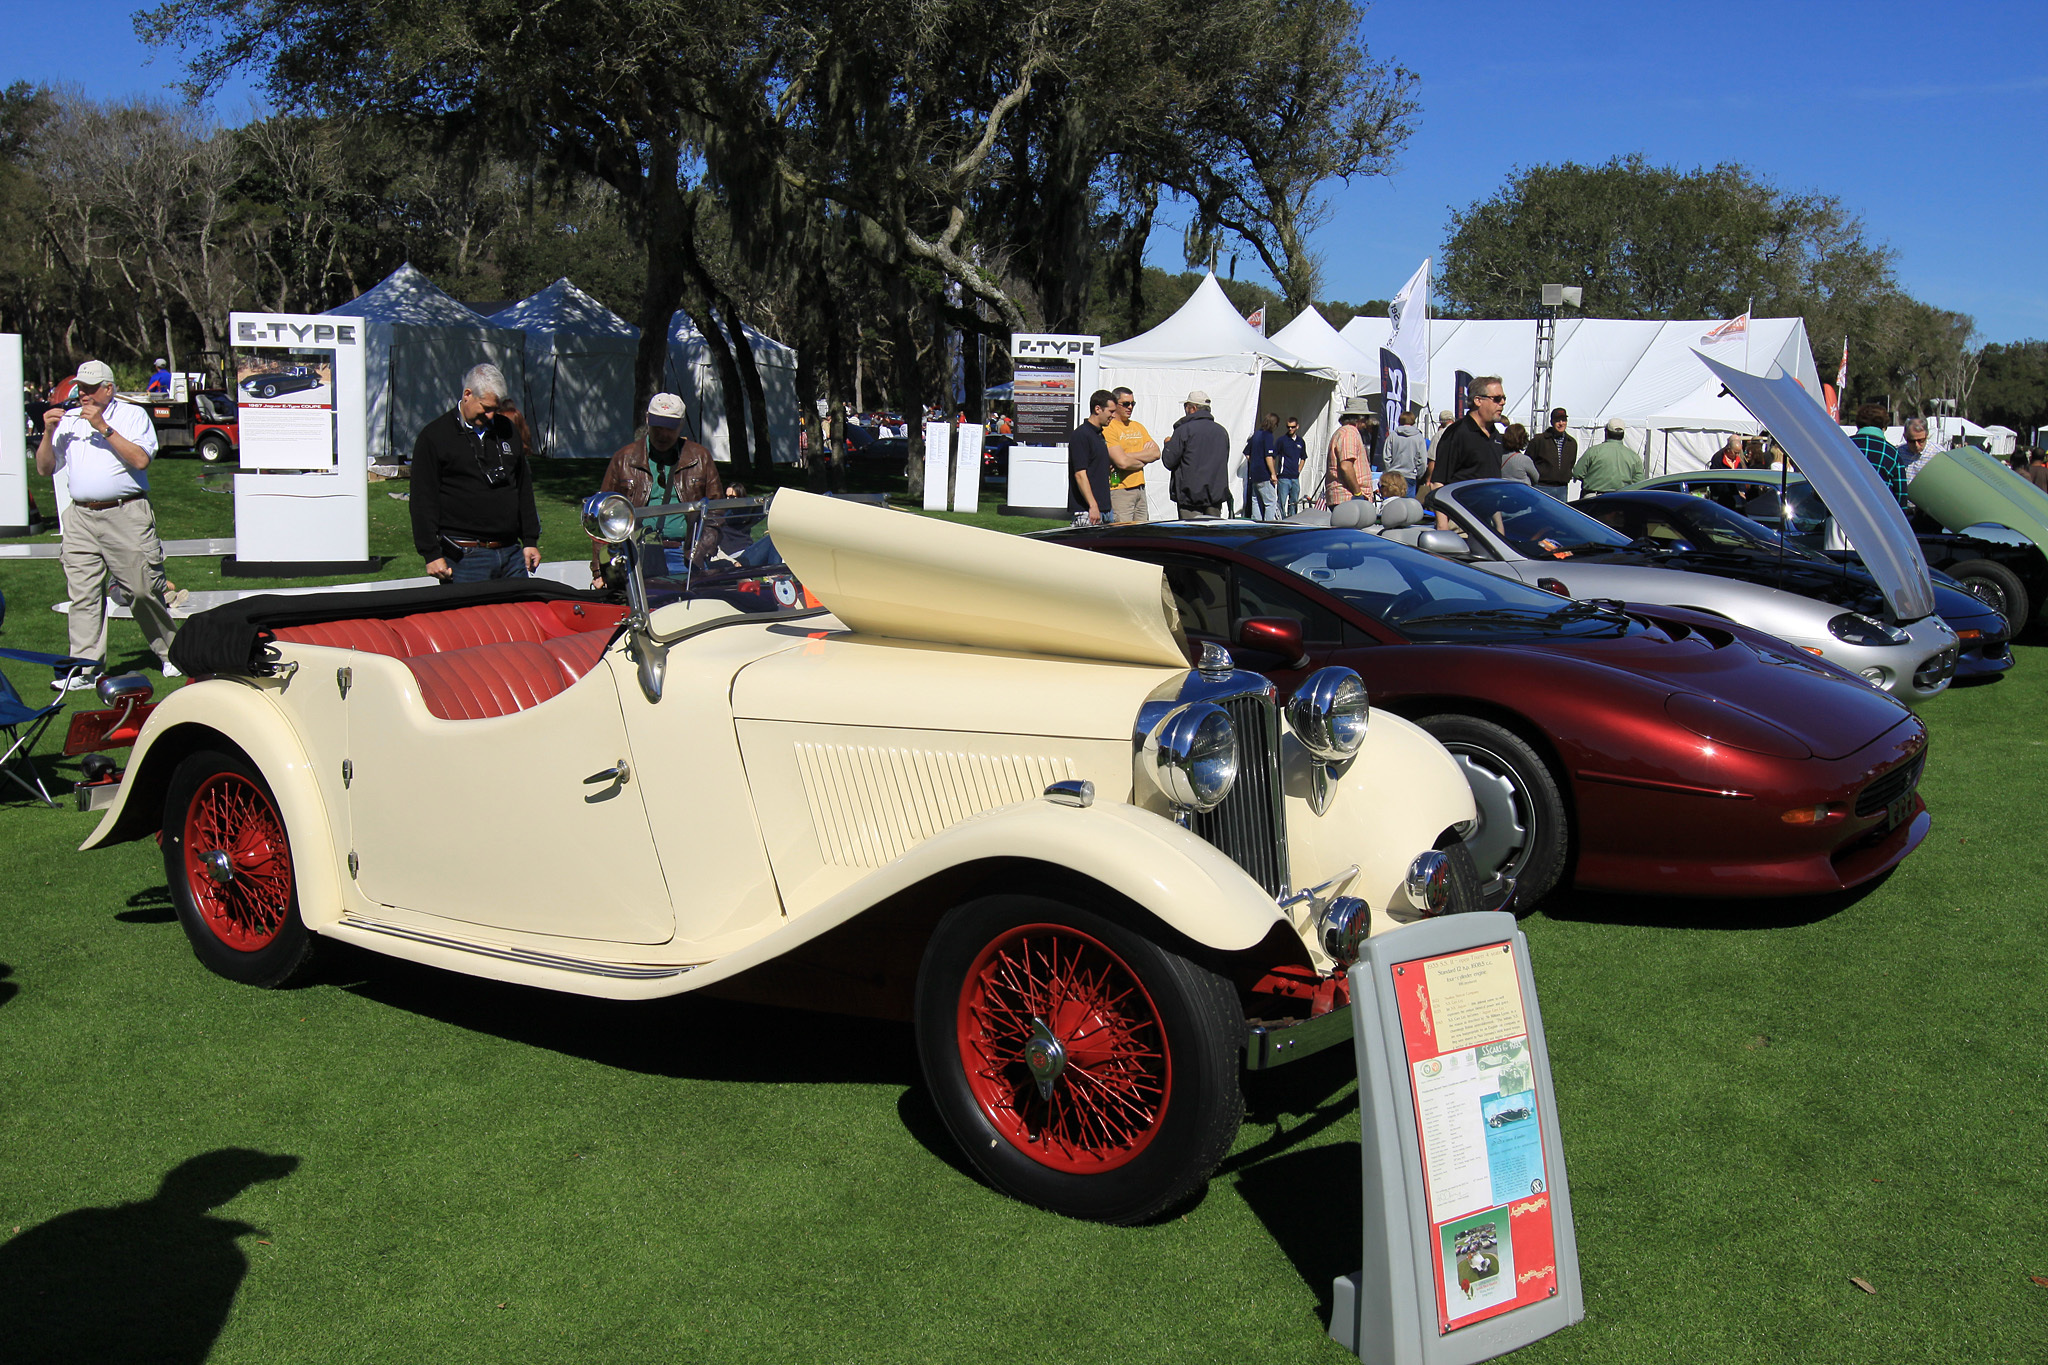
1415, 479, 1958, 705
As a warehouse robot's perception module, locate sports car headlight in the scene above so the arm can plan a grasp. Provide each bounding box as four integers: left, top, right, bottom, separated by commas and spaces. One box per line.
1827, 611, 1909, 647
1146, 702, 1238, 813
1285, 667, 1370, 762
582, 492, 637, 544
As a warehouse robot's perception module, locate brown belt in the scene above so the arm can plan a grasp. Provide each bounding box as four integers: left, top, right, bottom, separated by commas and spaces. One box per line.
73, 495, 143, 511
446, 537, 516, 549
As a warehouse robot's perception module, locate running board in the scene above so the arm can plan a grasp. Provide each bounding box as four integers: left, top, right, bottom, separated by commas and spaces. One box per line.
340, 916, 694, 982
1245, 1005, 1353, 1070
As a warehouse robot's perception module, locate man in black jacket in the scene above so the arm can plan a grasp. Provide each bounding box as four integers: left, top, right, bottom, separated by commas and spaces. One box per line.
411, 363, 542, 584
1434, 376, 1507, 487
1528, 407, 1577, 499
1161, 390, 1231, 518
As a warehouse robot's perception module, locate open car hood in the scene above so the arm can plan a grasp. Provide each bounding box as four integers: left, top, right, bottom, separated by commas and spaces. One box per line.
1695, 352, 1936, 622
768, 488, 1190, 667
1907, 446, 2048, 548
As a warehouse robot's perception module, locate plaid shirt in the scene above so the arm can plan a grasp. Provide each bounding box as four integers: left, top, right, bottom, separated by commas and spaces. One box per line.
1853, 427, 1911, 509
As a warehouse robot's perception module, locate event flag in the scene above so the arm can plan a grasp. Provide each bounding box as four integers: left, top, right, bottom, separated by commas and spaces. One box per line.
1454, 371, 1473, 421
1699, 312, 1749, 348
1246, 305, 1266, 335
1384, 258, 1431, 451
1828, 337, 1849, 420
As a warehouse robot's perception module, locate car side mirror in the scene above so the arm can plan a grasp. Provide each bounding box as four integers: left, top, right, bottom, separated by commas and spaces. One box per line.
1415, 528, 1470, 559
1237, 617, 1310, 670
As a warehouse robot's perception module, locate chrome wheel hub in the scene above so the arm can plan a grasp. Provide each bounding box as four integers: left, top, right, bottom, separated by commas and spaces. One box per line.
1449, 749, 1527, 884
1024, 1016, 1067, 1100
200, 849, 235, 884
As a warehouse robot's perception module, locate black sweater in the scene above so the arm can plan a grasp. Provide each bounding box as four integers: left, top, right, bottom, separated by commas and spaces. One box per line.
410, 408, 541, 559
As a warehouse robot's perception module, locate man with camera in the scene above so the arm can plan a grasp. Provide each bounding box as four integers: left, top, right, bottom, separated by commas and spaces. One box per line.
35, 359, 181, 688
411, 363, 541, 584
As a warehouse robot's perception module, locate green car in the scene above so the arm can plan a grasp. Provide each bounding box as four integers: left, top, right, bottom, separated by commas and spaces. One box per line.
1629, 450, 2048, 628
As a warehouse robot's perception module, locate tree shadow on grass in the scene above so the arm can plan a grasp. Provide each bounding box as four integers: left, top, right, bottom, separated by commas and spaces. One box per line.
1534, 870, 1892, 932
115, 885, 177, 924
0, 1147, 299, 1365
324, 942, 920, 1089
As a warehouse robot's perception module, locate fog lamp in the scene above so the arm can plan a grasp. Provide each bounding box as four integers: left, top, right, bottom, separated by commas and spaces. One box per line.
1146, 702, 1238, 813
1406, 850, 1453, 915
1317, 896, 1369, 967
1859, 666, 1887, 686
582, 492, 637, 543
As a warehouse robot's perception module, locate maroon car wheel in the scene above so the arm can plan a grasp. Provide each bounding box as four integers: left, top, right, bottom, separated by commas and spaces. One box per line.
163, 749, 318, 988
1417, 715, 1569, 906
915, 895, 1243, 1224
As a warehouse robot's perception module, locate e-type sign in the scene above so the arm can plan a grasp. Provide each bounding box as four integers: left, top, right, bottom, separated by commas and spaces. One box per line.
1394, 943, 1559, 1334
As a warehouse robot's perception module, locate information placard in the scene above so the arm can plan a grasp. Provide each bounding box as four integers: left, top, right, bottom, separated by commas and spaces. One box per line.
1330, 912, 1581, 1365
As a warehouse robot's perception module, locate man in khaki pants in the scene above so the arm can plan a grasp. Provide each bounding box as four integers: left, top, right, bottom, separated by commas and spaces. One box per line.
35, 360, 179, 690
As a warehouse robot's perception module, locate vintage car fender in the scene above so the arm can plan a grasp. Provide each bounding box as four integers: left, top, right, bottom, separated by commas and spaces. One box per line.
680, 797, 1295, 993
79, 679, 348, 931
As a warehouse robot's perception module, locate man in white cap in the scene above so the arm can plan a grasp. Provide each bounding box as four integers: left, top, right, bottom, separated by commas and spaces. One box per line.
34, 359, 180, 688
146, 358, 173, 394
1574, 419, 1643, 493
1160, 389, 1230, 518
589, 391, 724, 586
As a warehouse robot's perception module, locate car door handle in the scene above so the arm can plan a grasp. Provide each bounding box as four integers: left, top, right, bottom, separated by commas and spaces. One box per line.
584, 759, 630, 785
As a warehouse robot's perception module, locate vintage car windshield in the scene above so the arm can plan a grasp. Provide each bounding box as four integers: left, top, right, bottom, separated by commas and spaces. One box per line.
1247, 530, 1642, 640
634, 497, 810, 614
1450, 482, 1635, 558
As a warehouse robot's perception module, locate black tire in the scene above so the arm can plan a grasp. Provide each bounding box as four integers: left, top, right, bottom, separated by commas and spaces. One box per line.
1416, 714, 1569, 907
196, 434, 232, 464
1947, 558, 2028, 631
162, 749, 317, 988
914, 894, 1244, 1224
257, 381, 278, 398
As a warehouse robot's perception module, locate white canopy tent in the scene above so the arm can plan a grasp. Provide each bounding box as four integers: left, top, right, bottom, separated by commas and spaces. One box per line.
325, 264, 528, 464
487, 279, 639, 459
1341, 314, 1824, 475
1866, 416, 2014, 457
1267, 307, 1382, 496
663, 313, 801, 466
1097, 274, 1337, 517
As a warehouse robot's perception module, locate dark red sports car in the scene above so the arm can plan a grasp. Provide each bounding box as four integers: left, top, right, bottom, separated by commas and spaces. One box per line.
1051, 522, 1930, 908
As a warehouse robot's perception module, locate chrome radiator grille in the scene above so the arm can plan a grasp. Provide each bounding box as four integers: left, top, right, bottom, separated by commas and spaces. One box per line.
1189, 693, 1289, 896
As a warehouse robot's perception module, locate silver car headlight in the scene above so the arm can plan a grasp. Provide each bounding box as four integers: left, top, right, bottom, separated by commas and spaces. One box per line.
582, 492, 636, 544
1146, 702, 1238, 813
1285, 667, 1371, 762
1827, 611, 1909, 647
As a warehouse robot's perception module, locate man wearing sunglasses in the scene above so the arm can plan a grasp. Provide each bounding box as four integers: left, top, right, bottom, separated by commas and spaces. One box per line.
1432, 375, 1508, 488
1104, 387, 1160, 524
412, 362, 542, 584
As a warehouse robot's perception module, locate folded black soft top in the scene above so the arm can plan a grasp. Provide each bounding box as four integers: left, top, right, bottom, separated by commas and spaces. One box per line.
168, 579, 619, 677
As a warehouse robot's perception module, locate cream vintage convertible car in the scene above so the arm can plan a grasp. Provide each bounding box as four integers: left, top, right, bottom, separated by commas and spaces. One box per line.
84, 490, 1480, 1224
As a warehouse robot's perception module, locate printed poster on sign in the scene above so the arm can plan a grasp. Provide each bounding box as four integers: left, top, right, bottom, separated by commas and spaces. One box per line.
1392, 942, 1559, 1334
235, 348, 337, 469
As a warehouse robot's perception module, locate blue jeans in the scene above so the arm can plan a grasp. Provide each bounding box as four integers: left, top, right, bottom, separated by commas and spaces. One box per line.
1277, 477, 1300, 516
445, 544, 528, 584
1252, 482, 1282, 521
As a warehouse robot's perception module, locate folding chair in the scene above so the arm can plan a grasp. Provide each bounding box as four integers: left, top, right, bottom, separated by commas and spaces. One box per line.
0, 647, 101, 806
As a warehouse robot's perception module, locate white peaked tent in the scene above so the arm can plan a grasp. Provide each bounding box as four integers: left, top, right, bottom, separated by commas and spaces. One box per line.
325, 264, 528, 464
663, 313, 801, 466
1098, 274, 1337, 517
1341, 315, 1823, 474
1268, 307, 1383, 494
487, 279, 639, 459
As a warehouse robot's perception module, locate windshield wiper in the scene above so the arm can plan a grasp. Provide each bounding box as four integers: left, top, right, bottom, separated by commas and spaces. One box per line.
1552, 598, 1630, 623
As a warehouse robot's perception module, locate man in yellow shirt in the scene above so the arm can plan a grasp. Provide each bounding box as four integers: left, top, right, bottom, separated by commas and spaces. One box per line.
1103, 387, 1160, 523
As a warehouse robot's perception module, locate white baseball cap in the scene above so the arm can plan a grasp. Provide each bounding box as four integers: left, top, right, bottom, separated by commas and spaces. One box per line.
75, 360, 115, 389
1185, 390, 1211, 405
647, 392, 686, 429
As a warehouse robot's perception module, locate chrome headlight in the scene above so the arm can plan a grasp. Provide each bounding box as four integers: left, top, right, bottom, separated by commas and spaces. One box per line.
1827, 611, 1909, 647
1146, 702, 1238, 813
582, 492, 636, 544
1406, 851, 1453, 915
1285, 667, 1371, 762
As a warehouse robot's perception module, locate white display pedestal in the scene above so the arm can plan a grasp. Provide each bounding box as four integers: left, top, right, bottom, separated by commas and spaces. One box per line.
922, 421, 952, 512
0, 336, 33, 536
1001, 445, 1070, 519
952, 426, 982, 514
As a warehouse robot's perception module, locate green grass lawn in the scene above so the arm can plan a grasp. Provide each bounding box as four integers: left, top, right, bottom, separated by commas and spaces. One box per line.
3, 455, 2045, 1362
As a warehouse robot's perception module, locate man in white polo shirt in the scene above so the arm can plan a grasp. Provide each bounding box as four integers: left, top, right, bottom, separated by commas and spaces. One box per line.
35, 359, 179, 689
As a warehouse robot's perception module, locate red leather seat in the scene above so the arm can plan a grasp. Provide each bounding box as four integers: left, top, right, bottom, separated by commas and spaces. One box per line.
405, 641, 569, 721
389, 601, 553, 656
545, 630, 612, 684
271, 618, 408, 656
522, 599, 627, 639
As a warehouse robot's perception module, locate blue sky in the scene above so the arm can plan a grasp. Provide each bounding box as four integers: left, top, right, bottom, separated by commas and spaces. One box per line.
6, 0, 2043, 344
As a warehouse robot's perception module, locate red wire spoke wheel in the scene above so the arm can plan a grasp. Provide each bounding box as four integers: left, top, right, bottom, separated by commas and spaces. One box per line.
916, 895, 1244, 1224
181, 771, 294, 950
956, 923, 1170, 1173
163, 749, 318, 988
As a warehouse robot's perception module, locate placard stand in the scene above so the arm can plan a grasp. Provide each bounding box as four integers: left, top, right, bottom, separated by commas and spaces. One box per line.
223, 311, 378, 577
952, 425, 982, 513
922, 421, 952, 512
1331, 911, 1582, 1364
0, 335, 35, 537
1000, 333, 1097, 518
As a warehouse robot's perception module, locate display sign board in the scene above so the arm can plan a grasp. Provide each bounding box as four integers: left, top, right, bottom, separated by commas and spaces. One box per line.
1330, 912, 1582, 1364
1003, 335, 1099, 518
952, 424, 983, 514
0, 334, 27, 535
922, 420, 952, 512
227, 312, 373, 573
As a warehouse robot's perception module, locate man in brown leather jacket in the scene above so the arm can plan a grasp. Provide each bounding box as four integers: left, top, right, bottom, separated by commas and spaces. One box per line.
589, 392, 725, 585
